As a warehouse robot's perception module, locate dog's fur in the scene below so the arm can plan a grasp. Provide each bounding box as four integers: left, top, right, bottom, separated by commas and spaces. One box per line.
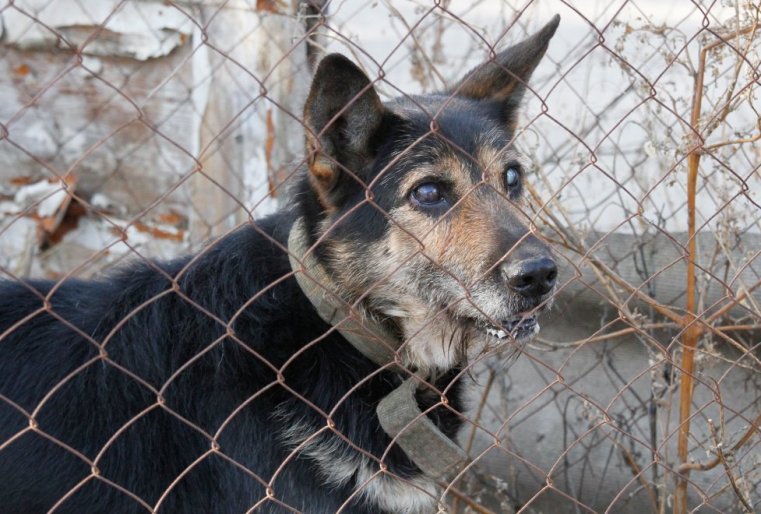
0, 17, 559, 514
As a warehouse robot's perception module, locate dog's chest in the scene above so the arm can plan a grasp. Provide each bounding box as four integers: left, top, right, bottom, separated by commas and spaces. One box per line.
273, 406, 440, 513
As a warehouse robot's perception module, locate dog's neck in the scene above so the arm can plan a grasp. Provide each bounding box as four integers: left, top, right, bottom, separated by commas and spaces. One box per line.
287, 217, 404, 371
287, 216, 468, 480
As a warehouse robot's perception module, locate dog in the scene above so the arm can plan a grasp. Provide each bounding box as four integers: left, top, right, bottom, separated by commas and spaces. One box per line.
0, 15, 559, 514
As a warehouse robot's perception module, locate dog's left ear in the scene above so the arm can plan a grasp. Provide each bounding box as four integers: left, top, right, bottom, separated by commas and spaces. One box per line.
303, 54, 384, 209
450, 15, 560, 131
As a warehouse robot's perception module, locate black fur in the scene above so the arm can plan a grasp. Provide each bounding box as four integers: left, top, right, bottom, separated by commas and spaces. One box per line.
0, 16, 560, 514
0, 211, 463, 513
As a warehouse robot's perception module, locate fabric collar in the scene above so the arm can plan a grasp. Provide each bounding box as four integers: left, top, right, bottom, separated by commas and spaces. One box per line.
287, 217, 403, 370
287, 217, 467, 479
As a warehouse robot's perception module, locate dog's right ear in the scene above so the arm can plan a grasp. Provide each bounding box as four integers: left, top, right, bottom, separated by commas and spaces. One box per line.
303, 54, 384, 209
449, 15, 560, 132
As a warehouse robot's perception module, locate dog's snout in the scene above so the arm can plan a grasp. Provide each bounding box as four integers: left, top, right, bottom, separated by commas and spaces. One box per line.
503, 257, 557, 297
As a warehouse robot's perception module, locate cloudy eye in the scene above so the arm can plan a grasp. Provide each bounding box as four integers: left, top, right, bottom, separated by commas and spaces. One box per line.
505, 166, 521, 189
410, 182, 447, 208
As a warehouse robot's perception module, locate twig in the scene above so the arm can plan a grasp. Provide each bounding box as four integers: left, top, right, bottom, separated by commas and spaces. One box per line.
673, 24, 709, 514
533, 323, 677, 348
677, 410, 761, 474
707, 278, 761, 324
445, 484, 499, 514
451, 369, 496, 513
674, 22, 759, 514
703, 131, 761, 152
608, 434, 660, 512
464, 370, 496, 456
708, 420, 755, 514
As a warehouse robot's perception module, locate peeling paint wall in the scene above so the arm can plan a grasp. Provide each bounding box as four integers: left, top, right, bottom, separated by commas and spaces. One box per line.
0, 0, 310, 278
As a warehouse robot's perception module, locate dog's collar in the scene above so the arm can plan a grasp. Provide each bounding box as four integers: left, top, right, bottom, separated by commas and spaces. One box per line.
287, 217, 467, 479
286, 217, 402, 370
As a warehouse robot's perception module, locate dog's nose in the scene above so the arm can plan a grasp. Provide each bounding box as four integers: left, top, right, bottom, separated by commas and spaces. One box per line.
503, 257, 557, 297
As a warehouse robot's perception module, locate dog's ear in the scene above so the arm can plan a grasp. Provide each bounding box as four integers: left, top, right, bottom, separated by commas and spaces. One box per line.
303, 54, 384, 209
449, 15, 560, 131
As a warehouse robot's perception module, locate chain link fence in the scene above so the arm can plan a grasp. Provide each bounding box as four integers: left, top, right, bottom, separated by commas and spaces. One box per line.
1, 0, 760, 512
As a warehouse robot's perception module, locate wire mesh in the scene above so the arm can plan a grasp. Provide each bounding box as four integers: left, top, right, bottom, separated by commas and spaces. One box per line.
0, 0, 760, 513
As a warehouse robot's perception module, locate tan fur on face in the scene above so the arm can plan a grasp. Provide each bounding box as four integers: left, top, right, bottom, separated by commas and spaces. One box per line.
320, 143, 544, 372
391, 148, 527, 279
355, 148, 535, 369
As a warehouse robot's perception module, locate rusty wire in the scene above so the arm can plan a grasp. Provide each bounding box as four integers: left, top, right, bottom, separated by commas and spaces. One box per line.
1, 0, 760, 513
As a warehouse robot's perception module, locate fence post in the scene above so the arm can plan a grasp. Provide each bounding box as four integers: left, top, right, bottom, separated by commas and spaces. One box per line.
189, 1, 311, 244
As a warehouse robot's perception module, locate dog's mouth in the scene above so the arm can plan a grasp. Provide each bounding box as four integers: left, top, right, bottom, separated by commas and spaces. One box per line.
483, 315, 538, 341
473, 313, 539, 343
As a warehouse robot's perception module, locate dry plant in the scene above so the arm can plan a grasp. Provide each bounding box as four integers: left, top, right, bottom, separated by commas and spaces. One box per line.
0, 1, 760, 513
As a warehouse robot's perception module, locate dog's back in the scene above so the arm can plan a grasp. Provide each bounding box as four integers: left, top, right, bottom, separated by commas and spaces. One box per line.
0, 217, 393, 513
0, 17, 560, 513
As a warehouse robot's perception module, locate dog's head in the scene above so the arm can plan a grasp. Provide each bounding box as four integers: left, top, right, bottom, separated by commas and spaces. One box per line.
297, 16, 560, 372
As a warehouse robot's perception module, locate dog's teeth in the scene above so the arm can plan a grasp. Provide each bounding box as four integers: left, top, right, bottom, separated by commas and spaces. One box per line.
484, 327, 508, 339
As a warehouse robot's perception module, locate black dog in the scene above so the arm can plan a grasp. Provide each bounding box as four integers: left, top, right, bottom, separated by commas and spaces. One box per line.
0, 16, 559, 514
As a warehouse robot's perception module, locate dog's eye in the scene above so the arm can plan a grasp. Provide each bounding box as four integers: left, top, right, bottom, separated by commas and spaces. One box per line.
505, 166, 521, 188
411, 183, 446, 206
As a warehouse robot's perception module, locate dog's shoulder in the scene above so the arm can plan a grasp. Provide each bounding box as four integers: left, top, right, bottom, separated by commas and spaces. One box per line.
0, 209, 306, 414
0, 209, 325, 513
